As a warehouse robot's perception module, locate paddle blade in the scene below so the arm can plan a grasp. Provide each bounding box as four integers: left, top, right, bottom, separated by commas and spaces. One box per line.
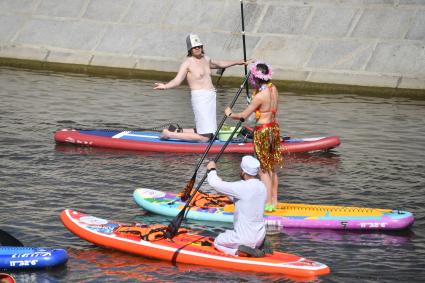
165, 209, 186, 239
216, 68, 226, 85
0, 229, 24, 247
180, 177, 195, 201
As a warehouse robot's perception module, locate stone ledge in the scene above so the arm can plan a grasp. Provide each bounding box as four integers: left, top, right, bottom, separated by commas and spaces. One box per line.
46, 50, 92, 65
0, 45, 48, 61
91, 54, 138, 69
398, 76, 425, 89
307, 69, 399, 88
1, 57, 423, 97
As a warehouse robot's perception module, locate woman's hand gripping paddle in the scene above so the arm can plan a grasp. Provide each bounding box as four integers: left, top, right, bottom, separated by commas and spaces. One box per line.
180, 71, 251, 201
0, 229, 24, 246
166, 118, 245, 239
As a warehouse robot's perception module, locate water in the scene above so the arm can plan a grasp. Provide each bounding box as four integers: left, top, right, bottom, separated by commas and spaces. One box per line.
0, 66, 424, 282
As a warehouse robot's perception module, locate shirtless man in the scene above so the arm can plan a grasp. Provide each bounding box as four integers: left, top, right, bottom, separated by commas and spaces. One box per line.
154, 34, 249, 142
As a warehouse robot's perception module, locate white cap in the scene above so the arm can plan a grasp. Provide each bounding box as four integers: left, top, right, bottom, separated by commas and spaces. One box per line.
186, 33, 203, 51
240, 155, 260, 176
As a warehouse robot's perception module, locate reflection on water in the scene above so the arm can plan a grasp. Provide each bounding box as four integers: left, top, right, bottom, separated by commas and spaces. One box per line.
269, 227, 414, 247
1, 67, 425, 282
54, 144, 342, 168
170, 218, 414, 248
67, 248, 296, 283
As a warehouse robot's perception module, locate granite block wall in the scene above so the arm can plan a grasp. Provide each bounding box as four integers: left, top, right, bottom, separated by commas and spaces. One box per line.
0, 0, 424, 89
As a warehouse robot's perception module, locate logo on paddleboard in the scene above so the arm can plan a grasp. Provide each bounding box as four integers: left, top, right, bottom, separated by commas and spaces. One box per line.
140, 189, 166, 198
80, 216, 108, 225
360, 222, 387, 228
12, 251, 51, 258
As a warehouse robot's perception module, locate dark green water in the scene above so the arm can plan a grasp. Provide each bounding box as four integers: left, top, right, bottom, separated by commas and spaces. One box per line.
1, 67, 424, 282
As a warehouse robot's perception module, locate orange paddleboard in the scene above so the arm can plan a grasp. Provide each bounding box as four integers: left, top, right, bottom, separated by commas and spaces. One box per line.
60, 209, 330, 278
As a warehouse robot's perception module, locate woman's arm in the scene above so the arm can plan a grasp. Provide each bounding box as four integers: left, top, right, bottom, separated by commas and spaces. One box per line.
154, 60, 189, 90
224, 95, 262, 120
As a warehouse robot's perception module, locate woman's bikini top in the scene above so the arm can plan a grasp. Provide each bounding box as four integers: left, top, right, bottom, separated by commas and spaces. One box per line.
253, 83, 277, 120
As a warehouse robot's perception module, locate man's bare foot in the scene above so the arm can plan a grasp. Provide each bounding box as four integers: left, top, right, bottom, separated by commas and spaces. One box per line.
160, 129, 171, 139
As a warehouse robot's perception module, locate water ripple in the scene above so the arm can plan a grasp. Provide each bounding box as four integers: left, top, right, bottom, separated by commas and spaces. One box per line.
1, 67, 425, 282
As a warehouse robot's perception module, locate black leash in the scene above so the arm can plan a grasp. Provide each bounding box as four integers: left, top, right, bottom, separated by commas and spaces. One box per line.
72, 121, 186, 133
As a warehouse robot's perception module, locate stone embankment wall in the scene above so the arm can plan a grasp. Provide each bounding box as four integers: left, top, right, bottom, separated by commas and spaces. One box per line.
0, 0, 424, 90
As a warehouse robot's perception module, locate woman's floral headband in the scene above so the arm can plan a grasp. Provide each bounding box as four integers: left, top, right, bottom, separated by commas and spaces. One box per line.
248, 61, 272, 88
250, 61, 273, 81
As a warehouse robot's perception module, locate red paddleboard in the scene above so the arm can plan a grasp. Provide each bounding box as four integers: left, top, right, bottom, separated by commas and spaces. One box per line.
54, 129, 340, 154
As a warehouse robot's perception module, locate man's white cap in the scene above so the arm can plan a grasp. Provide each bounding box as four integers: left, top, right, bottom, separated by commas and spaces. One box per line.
240, 155, 260, 176
186, 33, 203, 51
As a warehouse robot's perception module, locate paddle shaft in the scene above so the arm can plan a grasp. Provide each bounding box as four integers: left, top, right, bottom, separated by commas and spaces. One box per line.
166, 119, 245, 238
180, 72, 251, 201
171, 54, 251, 238
216, 0, 250, 98
74, 121, 183, 133
187, 71, 251, 182
194, 119, 246, 192
240, 0, 250, 101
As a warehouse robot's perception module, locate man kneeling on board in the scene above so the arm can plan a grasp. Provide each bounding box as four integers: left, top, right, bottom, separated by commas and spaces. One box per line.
206, 156, 267, 257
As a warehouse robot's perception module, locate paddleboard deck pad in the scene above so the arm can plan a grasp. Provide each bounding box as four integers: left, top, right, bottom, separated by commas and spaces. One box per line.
0, 247, 68, 270
60, 209, 330, 277
134, 188, 414, 230
54, 129, 340, 154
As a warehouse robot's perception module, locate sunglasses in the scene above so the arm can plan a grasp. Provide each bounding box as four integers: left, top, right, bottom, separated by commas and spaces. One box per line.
192, 46, 202, 50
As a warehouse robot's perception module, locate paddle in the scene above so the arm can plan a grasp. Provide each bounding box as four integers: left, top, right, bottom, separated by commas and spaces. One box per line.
73, 122, 183, 133
166, 118, 245, 239
0, 229, 24, 246
239, 0, 250, 102
215, 68, 225, 85
216, 0, 250, 104
180, 71, 251, 201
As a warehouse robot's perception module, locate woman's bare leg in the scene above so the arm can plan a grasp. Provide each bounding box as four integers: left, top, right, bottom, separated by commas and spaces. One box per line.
271, 171, 278, 206
259, 170, 273, 205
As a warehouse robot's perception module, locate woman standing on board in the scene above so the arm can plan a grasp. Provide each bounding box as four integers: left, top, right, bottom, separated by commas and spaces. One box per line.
154, 33, 249, 142
224, 61, 283, 212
